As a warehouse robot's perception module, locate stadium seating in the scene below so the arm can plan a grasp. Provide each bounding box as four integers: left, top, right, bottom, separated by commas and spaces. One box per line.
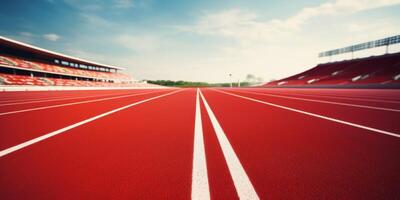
0, 73, 158, 87
0, 74, 48, 86
0, 55, 132, 81
265, 53, 400, 87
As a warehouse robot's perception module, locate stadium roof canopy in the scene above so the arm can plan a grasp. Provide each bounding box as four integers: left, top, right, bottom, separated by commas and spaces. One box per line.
319, 35, 400, 58
0, 36, 124, 70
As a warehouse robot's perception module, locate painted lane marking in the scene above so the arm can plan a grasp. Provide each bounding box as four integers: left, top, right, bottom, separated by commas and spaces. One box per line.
0, 89, 182, 157
233, 90, 400, 113
215, 89, 400, 138
191, 88, 211, 200
0, 90, 166, 116
0, 91, 149, 106
0, 93, 123, 105
243, 89, 400, 104
200, 89, 260, 200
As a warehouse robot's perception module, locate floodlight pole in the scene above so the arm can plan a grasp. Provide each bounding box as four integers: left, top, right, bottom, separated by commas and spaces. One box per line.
229, 73, 232, 88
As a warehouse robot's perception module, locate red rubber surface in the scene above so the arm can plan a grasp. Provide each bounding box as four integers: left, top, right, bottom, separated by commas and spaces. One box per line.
1, 88, 399, 199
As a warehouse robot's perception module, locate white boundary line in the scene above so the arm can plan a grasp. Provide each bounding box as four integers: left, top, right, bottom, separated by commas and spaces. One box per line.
0, 96, 90, 104
0, 90, 165, 116
0, 89, 182, 157
233, 90, 400, 112
199, 89, 260, 199
0, 91, 147, 106
246, 89, 400, 104
191, 88, 211, 200
0, 86, 167, 92
0, 89, 159, 104
215, 89, 400, 138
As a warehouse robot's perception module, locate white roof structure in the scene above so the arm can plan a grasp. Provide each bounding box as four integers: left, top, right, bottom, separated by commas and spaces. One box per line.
0, 36, 125, 70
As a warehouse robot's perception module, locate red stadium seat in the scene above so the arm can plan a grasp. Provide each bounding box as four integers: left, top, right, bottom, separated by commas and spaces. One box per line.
264, 53, 400, 87
0, 55, 132, 81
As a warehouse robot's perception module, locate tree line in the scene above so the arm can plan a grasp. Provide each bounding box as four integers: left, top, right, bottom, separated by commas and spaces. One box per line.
146, 80, 253, 87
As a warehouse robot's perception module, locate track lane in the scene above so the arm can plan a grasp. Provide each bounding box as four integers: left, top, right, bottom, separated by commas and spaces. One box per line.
0, 89, 153, 107
200, 90, 259, 199
0, 89, 194, 199
199, 95, 239, 200
0, 90, 182, 157
201, 88, 400, 199
239, 88, 400, 109
220, 89, 400, 134
247, 88, 400, 103
0, 90, 167, 115
0, 90, 166, 113
191, 89, 210, 200
236, 90, 400, 112
268, 88, 400, 101
0, 89, 173, 150
1, 87, 399, 199
0, 90, 141, 102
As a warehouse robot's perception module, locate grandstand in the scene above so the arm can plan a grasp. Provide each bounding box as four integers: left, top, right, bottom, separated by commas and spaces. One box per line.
264, 35, 400, 88
0, 36, 157, 88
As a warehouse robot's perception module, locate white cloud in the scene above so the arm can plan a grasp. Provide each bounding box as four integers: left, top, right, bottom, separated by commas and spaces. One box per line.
115, 34, 161, 52
46, 0, 399, 82
43, 33, 61, 42
81, 13, 112, 27
177, 9, 268, 42
277, 0, 400, 30
114, 0, 134, 8
62, 0, 103, 11
169, 0, 400, 82
19, 32, 33, 37
65, 49, 110, 64
62, 0, 144, 10
179, 0, 400, 43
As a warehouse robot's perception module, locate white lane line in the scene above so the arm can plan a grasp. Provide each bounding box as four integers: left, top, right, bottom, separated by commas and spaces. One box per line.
0, 90, 165, 116
199, 89, 260, 200
191, 88, 211, 200
0, 94, 108, 104
215, 89, 400, 138
0, 89, 182, 157
245, 89, 400, 104
0, 92, 123, 104
0, 96, 77, 104
0, 91, 141, 106
234, 90, 400, 113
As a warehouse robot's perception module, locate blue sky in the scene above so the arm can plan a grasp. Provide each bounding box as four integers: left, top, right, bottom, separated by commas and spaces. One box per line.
1, 0, 400, 82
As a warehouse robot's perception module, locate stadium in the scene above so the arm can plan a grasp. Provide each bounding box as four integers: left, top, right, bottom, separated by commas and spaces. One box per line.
264, 35, 400, 88
0, 36, 161, 90
1, 1, 400, 199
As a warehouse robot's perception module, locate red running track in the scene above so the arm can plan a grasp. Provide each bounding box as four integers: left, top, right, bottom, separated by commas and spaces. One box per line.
0, 88, 399, 199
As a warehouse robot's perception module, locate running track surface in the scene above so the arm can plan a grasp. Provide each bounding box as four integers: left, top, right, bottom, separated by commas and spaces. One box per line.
0, 88, 399, 199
